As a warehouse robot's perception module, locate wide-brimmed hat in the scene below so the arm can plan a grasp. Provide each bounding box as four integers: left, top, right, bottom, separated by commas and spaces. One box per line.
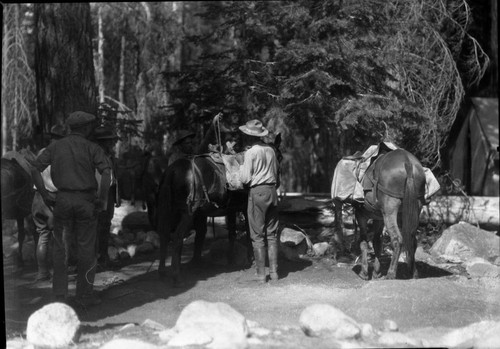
239, 119, 268, 137
50, 124, 69, 138
93, 125, 120, 141
173, 130, 196, 145
66, 111, 96, 128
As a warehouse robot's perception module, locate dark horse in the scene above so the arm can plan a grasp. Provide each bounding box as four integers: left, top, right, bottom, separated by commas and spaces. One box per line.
1, 154, 36, 270
155, 154, 250, 285
333, 148, 426, 280
155, 136, 282, 286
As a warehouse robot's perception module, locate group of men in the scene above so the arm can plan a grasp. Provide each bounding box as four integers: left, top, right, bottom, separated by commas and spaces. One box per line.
26, 111, 281, 307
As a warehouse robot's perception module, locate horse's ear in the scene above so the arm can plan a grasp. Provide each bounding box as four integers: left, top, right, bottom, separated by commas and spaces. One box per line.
274, 133, 282, 149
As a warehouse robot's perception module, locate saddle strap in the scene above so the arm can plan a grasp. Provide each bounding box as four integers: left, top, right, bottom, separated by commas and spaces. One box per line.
190, 157, 219, 209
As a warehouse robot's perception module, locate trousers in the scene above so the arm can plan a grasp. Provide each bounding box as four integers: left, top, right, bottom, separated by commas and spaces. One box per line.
52, 191, 98, 298
247, 184, 279, 249
32, 191, 56, 278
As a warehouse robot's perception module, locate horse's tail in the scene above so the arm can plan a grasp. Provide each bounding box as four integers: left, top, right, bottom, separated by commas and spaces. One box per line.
402, 161, 419, 255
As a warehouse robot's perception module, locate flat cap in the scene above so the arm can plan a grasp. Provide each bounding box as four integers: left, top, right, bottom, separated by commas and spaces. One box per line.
66, 111, 96, 128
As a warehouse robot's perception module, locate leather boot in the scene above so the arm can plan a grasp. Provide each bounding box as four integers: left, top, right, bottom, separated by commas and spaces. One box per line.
268, 241, 279, 281
253, 247, 267, 283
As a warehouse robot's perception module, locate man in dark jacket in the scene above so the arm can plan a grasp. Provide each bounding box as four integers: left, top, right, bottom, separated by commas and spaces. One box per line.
29, 111, 111, 307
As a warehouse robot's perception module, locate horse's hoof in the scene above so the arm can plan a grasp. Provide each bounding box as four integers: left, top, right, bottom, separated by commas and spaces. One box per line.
385, 273, 396, 280
358, 271, 369, 281
372, 272, 381, 280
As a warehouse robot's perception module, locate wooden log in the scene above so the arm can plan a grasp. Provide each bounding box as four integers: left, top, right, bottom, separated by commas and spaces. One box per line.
420, 196, 499, 230
278, 194, 499, 231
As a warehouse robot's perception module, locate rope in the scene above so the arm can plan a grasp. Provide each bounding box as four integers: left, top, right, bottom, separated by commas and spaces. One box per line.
214, 112, 223, 154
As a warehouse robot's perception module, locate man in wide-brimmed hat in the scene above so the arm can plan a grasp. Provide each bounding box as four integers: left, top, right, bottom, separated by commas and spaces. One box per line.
238, 119, 281, 284
29, 111, 111, 307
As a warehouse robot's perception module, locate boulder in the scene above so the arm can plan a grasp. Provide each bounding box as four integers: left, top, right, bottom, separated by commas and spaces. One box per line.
465, 258, 500, 278
429, 222, 499, 263
100, 338, 159, 349
312, 242, 331, 257
160, 300, 249, 349
299, 304, 361, 339
26, 302, 80, 348
406, 320, 500, 348
279, 227, 313, 261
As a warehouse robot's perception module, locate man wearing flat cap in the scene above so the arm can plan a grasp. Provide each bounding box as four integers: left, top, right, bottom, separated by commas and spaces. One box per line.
239, 119, 281, 284
29, 111, 111, 307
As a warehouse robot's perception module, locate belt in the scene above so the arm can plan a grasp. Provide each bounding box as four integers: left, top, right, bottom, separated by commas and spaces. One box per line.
250, 183, 276, 188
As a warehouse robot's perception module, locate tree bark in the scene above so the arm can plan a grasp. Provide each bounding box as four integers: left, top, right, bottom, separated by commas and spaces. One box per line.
97, 5, 105, 104
34, 3, 97, 133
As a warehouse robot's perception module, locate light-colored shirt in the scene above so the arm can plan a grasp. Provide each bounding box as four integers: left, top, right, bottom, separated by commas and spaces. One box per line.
34, 148, 57, 193
239, 142, 279, 187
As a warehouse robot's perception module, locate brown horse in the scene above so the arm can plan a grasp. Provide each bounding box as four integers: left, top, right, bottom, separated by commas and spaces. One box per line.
333, 148, 426, 280
155, 136, 282, 286
1, 155, 36, 270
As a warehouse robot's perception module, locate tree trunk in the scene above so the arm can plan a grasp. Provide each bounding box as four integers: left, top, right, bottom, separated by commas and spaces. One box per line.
119, 35, 126, 105
34, 3, 97, 132
97, 5, 105, 105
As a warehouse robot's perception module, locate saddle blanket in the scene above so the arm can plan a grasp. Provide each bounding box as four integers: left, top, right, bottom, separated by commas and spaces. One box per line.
331, 143, 440, 203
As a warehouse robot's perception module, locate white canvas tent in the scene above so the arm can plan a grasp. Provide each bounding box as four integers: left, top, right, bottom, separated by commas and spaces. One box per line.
447, 98, 499, 196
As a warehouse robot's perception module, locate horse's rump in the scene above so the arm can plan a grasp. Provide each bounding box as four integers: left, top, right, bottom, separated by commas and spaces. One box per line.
1, 157, 34, 218
362, 149, 425, 202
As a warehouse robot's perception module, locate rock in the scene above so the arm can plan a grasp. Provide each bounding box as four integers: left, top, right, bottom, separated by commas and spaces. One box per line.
299, 304, 361, 339
382, 319, 399, 332
406, 320, 500, 348
465, 258, 500, 278
135, 231, 147, 243
168, 327, 213, 347
168, 300, 248, 349
280, 239, 309, 261
429, 222, 499, 263
118, 247, 130, 259
100, 338, 159, 349
141, 318, 166, 331
118, 323, 136, 331
377, 332, 422, 347
280, 227, 308, 246
494, 256, 500, 266
312, 242, 330, 256
360, 323, 378, 340
145, 231, 160, 248
473, 321, 500, 349
6, 338, 33, 349
26, 302, 80, 348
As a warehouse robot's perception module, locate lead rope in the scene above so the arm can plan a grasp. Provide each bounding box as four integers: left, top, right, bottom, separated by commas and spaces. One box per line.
214, 112, 223, 154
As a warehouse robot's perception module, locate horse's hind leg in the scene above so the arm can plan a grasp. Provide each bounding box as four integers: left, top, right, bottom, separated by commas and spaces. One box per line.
171, 213, 192, 286
381, 197, 402, 280
371, 219, 384, 279
354, 209, 370, 280
192, 211, 206, 265
331, 199, 346, 256
226, 210, 236, 265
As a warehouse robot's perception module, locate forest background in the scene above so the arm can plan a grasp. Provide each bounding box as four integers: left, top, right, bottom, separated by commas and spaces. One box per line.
2, 1, 497, 193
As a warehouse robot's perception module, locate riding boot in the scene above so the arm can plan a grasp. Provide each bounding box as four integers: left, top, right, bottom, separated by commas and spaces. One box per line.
253, 247, 267, 283
268, 241, 279, 281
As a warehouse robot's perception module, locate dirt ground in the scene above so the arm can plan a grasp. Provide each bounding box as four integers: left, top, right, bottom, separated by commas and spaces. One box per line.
3, 200, 500, 348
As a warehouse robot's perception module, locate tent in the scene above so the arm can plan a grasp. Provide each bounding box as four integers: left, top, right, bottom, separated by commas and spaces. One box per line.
446, 98, 499, 196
